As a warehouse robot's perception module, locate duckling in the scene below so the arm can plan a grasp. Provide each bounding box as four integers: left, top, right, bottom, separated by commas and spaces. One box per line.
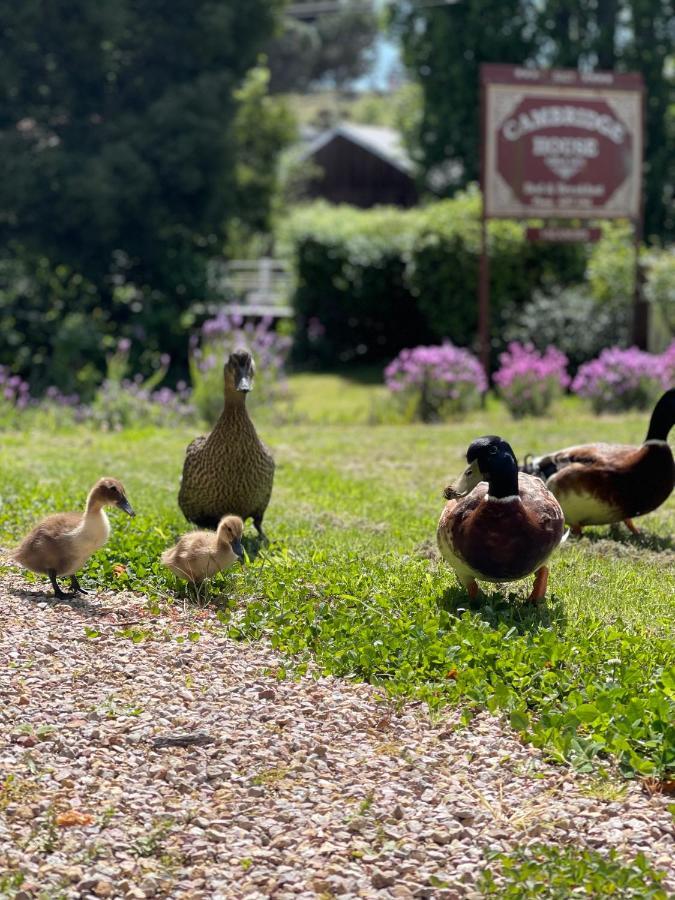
11, 478, 135, 599
178, 349, 274, 541
521, 388, 675, 535
437, 436, 565, 603
161, 515, 244, 584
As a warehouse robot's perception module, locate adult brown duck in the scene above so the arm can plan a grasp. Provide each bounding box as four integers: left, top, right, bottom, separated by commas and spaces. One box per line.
521, 388, 675, 535
178, 350, 275, 540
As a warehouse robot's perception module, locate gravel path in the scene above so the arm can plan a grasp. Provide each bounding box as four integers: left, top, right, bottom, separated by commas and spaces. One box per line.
1, 571, 673, 899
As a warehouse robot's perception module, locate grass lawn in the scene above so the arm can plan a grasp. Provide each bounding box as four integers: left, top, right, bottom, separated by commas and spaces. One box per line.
0, 397, 673, 783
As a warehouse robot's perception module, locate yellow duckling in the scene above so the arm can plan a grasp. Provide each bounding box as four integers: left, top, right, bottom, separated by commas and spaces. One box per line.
11, 478, 135, 599
161, 515, 244, 584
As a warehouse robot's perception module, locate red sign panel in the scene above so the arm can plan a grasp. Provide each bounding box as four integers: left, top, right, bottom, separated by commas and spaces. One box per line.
526, 226, 601, 243
482, 66, 643, 220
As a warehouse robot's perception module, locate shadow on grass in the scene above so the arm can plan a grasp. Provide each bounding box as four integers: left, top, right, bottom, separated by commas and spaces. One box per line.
438, 584, 566, 633
580, 525, 674, 554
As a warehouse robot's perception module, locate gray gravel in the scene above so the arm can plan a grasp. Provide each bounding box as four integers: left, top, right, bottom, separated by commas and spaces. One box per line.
1, 571, 673, 899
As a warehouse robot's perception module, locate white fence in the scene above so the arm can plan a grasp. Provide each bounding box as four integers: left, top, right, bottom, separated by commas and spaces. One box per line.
208, 257, 293, 317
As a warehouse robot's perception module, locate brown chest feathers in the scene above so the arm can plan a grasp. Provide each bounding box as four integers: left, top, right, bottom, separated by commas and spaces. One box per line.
178, 402, 275, 529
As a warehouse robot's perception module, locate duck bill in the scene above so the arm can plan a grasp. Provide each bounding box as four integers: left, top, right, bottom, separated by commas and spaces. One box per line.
446, 461, 482, 499
235, 375, 252, 393
117, 498, 136, 517
232, 539, 245, 562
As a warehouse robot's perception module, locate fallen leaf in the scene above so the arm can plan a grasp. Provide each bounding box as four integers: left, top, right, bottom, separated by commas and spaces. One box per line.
56, 809, 94, 827
113, 564, 127, 577
642, 777, 675, 796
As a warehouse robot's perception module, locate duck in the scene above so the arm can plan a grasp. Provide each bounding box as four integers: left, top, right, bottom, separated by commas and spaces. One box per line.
520, 388, 675, 535
11, 478, 135, 599
437, 436, 565, 603
161, 515, 244, 584
178, 349, 274, 541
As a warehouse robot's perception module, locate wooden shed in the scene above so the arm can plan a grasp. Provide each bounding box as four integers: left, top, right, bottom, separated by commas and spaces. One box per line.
300, 122, 418, 208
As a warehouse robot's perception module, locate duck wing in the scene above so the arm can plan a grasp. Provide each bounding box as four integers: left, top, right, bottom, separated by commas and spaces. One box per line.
12, 512, 83, 573
524, 443, 640, 480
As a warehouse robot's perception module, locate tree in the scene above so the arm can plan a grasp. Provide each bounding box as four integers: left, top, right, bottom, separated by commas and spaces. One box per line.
0, 0, 284, 294
538, 0, 674, 238
393, 0, 536, 192
266, 1, 379, 92
394, 0, 674, 239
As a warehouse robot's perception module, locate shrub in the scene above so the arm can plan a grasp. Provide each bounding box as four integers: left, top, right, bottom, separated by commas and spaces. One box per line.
282, 191, 586, 368
0, 366, 30, 429
645, 250, 675, 352
501, 285, 630, 373
87, 341, 195, 431
407, 190, 586, 350
493, 342, 569, 418
572, 347, 664, 413
660, 341, 675, 388
384, 343, 487, 422
190, 314, 292, 424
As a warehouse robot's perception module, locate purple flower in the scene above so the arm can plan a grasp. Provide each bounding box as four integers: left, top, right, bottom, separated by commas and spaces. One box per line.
572, 346, 664, 412
384, 343, 486, 421
494, 342, 569, 418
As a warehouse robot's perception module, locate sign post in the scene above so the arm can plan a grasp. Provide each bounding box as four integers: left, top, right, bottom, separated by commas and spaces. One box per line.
479, 65, 645, 367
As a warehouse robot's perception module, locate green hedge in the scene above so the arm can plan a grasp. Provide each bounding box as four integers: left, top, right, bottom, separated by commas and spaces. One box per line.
281, 188, 587, 366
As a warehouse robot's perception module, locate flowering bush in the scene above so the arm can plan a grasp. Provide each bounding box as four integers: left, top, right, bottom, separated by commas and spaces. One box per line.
0, 366, 30, 428
571, 346, 664, 413
86, 341, 195, 430
493, 343, 570, 418
190, 313, 292, 424
384, 343, 486, 422
660, 341, 675, 389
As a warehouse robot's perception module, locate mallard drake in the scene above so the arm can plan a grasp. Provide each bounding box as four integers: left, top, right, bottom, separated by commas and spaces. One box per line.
521, 388, 675, 535
437, 436, 565, 603
11, 478, 135, 599
178, 350, 274, 541
161, 515, 244, 584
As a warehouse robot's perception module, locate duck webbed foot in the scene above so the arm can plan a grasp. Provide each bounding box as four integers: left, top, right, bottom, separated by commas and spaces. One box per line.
69, 575, 89, 595
48, 569, 70, 601
623, 518, 641, 535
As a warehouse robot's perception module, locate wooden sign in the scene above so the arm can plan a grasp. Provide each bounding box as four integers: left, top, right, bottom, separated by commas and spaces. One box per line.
482, 66, 643, 220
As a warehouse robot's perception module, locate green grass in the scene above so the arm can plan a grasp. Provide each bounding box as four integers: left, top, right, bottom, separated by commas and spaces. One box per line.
479, 845, 669, 898
0, 403, 673, 781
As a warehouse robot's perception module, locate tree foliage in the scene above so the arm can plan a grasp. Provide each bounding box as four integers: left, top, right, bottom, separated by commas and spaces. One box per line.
395, 0, 674, 239
267, 1, 379, 92
0, 0, 284, 294
394, 0, 536, 192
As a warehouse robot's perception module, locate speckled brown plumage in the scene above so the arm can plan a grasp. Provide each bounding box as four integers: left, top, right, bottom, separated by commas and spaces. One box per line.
438, 473, 565, 583
178, 352, 274, 536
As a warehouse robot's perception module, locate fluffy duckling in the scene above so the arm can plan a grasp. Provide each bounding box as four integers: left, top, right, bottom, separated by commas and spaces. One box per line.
161, 515, 244, 584
437, 436, 565, 603
521, 388, 675, 535
178, 349, 274, 541
11, 478, 135, 599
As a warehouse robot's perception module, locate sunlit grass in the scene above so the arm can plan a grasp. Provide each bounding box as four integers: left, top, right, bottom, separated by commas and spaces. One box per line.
0, 396, 673, 779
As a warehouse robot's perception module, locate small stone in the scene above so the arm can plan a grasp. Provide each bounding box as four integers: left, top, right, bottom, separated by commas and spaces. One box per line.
371, 869, 397, 888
